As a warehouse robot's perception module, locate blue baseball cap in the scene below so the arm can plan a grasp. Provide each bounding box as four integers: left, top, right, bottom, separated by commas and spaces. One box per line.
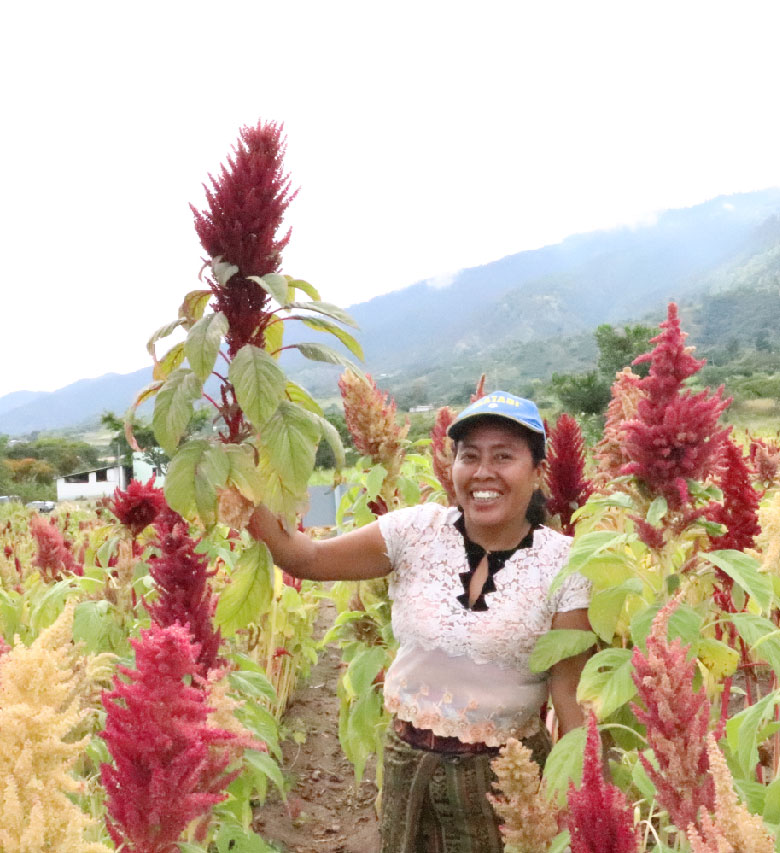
447, 391, 546, 442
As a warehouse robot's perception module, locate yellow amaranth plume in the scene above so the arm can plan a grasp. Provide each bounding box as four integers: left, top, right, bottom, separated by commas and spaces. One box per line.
0, 603, 110, 852
755, 491, 780, 575
487, 737, 560, 853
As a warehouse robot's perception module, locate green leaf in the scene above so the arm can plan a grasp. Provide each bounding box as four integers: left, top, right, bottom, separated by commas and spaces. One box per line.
549, 530, 629, 597
285, 301, 359, 329
548, 830, 571, 853
30, 580, 76, 634
224, 444, 265, 504
212, 256, 238, 286
254, 402, 320, 523
178, 289, 212, 326
215, 542, 274, 636
287, 342, 361, 371
588, 578, 645, 642
286, 277, 321, 301
185, 312, 228, 382
364, 464, 388, 501
763, 776, 780, 823
630, 602, 702, 649
153, 341, 186, 381
726, 689, 780, 777
152, 368, 202, 456
72, 599, 120, 654
229, 670, 277, 704
228, 344, 286, 431
147, 317, 184, 356
247, 273, 288, 305
314, 413, 346, 469
529, 629, 597, 672
543, 726, 587, 806
296, 315, 364, 360
264, 316, 284, 357
731, 612, 780, 672
646, 496, 668, 526
344, 646, 386, 696
284, 380, 324, 416
244, 749, 285, 796
165, 440, 230, 523
577, 647, 636, 719
705, 550, 773, 612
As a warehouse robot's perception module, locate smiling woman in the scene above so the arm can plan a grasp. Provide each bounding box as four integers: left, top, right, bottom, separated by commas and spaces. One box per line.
249, 390, 593, 852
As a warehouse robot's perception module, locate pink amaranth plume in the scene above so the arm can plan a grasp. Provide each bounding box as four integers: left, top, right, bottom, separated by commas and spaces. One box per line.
621, 303, 730, 509
100, 624, 258, 853
108, 475, 168, 538
431, 406, 457, 505
149, 507, 223, 679
30, 516, 82, 580
631, 598, 714, 833
545, 413, 593, 536
567, 712, 639, 853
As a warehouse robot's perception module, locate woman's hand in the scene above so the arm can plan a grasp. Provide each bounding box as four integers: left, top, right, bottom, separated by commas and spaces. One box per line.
549, 607, 592, 736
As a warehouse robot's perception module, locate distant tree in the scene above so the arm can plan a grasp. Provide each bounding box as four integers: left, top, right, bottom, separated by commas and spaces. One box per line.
595, 323, 654, 379
5, 458, 56, 484
550, 371, 611, 415
4, 437, 99, 477
756, 329, 772, 352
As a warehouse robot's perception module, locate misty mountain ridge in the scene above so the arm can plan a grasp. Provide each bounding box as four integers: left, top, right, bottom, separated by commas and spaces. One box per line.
3, 188, 780, 436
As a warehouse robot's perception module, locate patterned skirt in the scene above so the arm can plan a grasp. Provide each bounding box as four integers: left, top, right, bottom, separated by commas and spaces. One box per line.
379, 726, 552, 853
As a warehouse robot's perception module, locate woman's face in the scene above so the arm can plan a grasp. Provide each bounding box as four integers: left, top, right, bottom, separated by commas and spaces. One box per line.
451, 420, 543, 539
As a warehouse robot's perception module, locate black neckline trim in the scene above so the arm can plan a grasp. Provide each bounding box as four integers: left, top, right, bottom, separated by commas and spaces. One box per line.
452, 513, 534, 611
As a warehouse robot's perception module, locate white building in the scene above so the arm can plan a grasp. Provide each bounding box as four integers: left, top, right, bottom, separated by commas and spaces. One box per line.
56, 464, 129, 501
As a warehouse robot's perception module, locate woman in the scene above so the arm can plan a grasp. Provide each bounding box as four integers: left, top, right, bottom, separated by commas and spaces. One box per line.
249, 392, 591, 852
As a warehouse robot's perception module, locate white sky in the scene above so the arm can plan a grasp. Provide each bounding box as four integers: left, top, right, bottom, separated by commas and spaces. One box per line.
2, 1, 780, 398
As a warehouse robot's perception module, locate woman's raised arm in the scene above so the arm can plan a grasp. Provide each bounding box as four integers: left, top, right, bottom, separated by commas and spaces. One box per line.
247, 503, 393, 582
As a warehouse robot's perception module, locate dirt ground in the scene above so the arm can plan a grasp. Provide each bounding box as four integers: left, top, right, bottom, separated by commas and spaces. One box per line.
254, 600, 382, 853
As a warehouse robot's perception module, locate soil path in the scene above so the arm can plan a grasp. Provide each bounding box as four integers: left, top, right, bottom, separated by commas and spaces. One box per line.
255, 599, 382, 853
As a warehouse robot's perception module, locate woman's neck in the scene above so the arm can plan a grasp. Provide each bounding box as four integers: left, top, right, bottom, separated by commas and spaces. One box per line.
462, 517, 532, 552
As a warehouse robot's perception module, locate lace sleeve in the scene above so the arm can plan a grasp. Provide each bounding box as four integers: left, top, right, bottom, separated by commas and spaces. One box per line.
554, 569, 592, 612
377, 505, 422, 570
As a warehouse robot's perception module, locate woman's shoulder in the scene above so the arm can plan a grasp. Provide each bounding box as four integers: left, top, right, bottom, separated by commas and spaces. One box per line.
531, 525, 573, 561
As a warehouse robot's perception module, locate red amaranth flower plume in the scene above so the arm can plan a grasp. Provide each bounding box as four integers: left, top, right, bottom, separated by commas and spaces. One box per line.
545, 414, 593, 535
706, 439, 761, 552
631, 598, 714, 833
149, 507, 223, 679
30, 516, 81, 580
191, 121, 297, 357
621, 303, 730, 509
101, 624, 257, 852
109, 475, 168, 538
431, 406, 457, 504
471, 373, 487, 402
567, 712, 638, 853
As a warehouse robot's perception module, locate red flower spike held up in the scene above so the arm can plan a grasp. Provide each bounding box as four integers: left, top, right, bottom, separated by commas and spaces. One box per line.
101, 624, 257, 853
191, 121, 298, 358
109, 475, 168, 539
621, 303, 731, 509
631, 598, 714, 833
706, 438, 761, 552
567, 712, 639, 853
545, 413, 593, 536
431, 406, 457, 505
149, 506, 223, 679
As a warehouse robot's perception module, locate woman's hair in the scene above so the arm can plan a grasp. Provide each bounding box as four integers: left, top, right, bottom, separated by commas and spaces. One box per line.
453, 416, 547, 526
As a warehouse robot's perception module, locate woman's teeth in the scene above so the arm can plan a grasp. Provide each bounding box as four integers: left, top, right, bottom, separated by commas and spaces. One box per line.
472, 490, 500, 502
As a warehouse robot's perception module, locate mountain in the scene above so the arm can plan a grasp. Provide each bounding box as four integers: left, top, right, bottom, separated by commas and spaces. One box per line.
2, 188, 780, 435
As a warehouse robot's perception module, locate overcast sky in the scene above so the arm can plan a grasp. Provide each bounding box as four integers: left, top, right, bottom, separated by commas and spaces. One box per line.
2, 1, 780, 399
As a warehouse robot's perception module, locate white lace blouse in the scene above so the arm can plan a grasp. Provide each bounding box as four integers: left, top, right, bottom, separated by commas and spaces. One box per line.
378, 503, 590, 746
